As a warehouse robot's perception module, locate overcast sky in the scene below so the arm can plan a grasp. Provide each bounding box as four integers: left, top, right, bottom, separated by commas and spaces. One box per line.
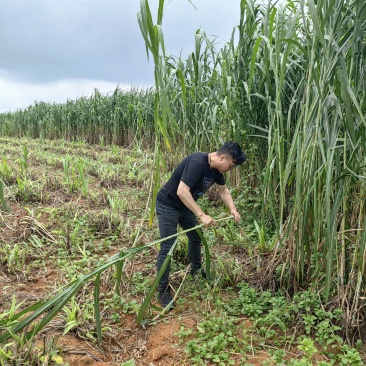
0, 0, 241, 113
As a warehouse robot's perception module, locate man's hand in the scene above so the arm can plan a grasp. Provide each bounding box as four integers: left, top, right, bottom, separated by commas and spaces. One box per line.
217, 185, 241, 224
231, 210, 241, 224
199, 213, 215, 227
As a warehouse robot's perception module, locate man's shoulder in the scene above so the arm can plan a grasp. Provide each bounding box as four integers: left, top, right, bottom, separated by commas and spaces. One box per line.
186, 152, 207, 161
183, 153, 208, 168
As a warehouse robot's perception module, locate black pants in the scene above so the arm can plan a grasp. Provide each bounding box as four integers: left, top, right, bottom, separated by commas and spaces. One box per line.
156, 200, 202, 292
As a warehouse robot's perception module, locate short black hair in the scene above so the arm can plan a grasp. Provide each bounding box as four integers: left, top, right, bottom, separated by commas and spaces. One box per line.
217, 141, 246, 165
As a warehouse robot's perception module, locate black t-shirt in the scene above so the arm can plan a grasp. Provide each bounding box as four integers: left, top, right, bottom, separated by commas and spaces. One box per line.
157, 152, 225, 209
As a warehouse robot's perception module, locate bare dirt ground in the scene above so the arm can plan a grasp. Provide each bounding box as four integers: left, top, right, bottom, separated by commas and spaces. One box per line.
51, 315, 269, 366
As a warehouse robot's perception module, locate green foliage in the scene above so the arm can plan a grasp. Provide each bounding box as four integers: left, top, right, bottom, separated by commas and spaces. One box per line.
1, 243, 28, 272
0, 343, 12, 363
0, 178, 8, 211
181, 315, 247, 365
0, 336, 67, 366
0, 87, 155, 147
121, 360, 135, 366
62, 155, 79, 193
76, 159, 89, 195
225, 281, 273, 318
131, 271, 151, 294
297, 337, 318, 361
103, 292, 138, 318
338, 345, 364, 366
61, 297, 80, 335
0, 158, 13, 184
222, 281, 363, 362
15, 177, 41, 203
19, 145, 28, 176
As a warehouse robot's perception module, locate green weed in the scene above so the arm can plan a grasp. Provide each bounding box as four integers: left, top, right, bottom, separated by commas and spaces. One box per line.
180, 314, 248, 365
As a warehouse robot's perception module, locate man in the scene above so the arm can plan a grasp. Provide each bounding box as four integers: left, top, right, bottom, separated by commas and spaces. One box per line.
156, 141, 247, 308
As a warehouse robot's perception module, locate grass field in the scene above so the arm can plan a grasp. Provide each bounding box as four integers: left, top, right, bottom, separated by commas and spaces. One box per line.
0, 136, 364, 365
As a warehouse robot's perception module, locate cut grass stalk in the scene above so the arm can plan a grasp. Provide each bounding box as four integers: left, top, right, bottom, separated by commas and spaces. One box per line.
137, 238, 179, 325
0, 216, 234, 342
94, 274, 102, 344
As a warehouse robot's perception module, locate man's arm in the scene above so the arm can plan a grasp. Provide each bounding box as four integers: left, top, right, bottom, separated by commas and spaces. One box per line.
177, 181, 214, 226
217, 184, 241, 223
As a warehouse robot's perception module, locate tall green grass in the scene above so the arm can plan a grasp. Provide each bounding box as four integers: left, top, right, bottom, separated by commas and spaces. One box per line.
136, 0, 366, 340
233, 0, 366, 340
0, 86, 155, 147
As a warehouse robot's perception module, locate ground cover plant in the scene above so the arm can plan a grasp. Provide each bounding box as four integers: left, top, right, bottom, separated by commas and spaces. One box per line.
0, 136, 364, 365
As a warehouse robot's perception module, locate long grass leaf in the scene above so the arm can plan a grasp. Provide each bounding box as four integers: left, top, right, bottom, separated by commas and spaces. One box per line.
94, 274, 102, 344
197, 229, 211, 281
136, 238, 179, 324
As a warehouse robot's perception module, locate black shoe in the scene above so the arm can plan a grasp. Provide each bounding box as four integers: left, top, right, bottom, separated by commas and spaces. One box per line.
190, 267, 207, 279
158, 290, 175, 309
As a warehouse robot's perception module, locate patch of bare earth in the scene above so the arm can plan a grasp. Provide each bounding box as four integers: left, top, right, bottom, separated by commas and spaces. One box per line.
55, 313, 269, 366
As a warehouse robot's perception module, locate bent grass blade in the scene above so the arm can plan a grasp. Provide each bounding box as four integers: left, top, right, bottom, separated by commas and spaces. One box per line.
0, 217, 234, 342
94, 274, 102, 344
136, 238, 179, 325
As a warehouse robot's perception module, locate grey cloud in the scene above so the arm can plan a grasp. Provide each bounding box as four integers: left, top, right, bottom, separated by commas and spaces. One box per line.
0, 0, 149, 83
0, 0, 240, 111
